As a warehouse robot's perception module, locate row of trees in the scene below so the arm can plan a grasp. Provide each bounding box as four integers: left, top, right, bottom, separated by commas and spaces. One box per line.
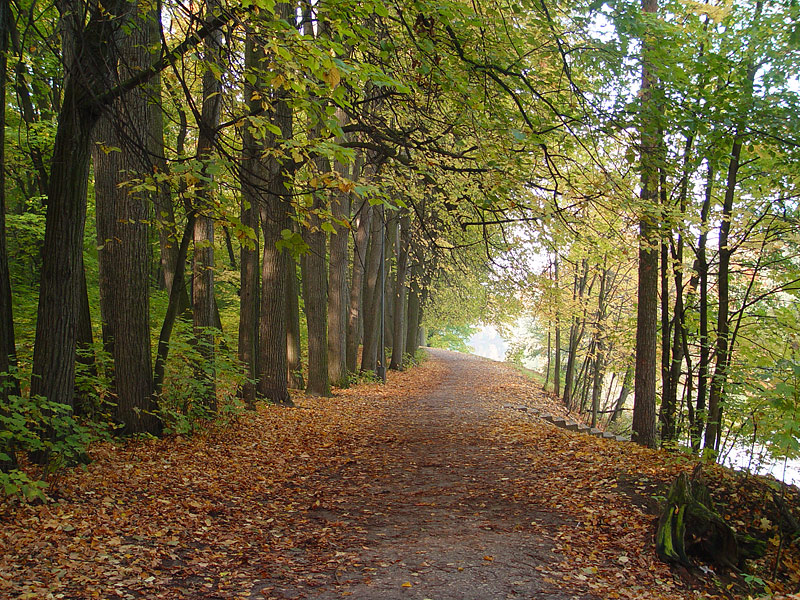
506, 0, 800, 460
0, 0, 565, 474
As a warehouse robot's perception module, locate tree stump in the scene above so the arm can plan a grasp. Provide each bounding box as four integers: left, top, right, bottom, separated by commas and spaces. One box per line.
655, 466, 738, 567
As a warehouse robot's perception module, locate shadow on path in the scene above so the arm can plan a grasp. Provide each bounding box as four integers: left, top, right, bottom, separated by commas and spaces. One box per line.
256, 349, 589, 600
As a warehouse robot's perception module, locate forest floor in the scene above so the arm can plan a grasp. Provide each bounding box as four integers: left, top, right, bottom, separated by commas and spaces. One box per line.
2, 349, 800, 599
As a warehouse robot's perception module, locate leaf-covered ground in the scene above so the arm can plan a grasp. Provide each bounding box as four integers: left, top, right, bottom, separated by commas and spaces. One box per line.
2, 349, 799, 599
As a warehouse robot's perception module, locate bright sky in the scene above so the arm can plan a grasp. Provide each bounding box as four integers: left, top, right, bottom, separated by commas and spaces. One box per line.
468, 325, 508, 361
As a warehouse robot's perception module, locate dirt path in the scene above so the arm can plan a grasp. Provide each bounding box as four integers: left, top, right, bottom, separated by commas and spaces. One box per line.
274, 349, 582, 600
2, 348, 697, 600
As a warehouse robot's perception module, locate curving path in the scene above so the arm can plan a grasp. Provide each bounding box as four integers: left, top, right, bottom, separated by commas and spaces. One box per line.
254, 349, 589, 600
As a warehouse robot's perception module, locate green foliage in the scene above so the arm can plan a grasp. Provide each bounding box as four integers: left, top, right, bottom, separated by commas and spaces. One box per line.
427, 324, 476, 354
157, 325, 248, 435
0, 381, 99, 502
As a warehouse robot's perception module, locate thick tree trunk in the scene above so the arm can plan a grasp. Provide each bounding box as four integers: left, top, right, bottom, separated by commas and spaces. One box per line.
632, 0, 660, 449
327, 163, 350, 387
346, 197, 372, 373
327, 210, 350, 386
361, 205, 385, 374
303, 199, 330, 396
191, 2, 224, 412
259, 208, 291, 404
303, 221, 330, 396
0, 0, 18, 471
656, 467, 738, 567
405, 263, 422, 360
257, 1, 294, 406
91, 0, 162, 433
286, 256, 304, 389
31, 71, 104, 410
390, 212, 410, 370
383, 215, 397, 353
0, 0, 19, 403
238, 33, 263, 409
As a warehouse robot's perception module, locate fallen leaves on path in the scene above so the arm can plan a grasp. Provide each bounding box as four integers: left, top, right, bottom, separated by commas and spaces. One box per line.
1, 350, 798, 600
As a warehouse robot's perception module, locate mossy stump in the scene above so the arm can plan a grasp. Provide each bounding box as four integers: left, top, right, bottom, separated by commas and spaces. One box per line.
655, 467, 738, 567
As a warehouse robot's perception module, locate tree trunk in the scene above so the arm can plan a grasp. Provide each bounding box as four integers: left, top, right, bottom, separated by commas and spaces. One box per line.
303, 217, 330, 396
238, 34, 262, 409
327, 138, 350, 387
590, 267, 608, 429
153, 212, 196, 398
157, 79, 190, 312
0, 0, 18, 401
563, 260, 588, 407
704, 21, 760, 451
656, 467, 738, 567
632, 0, 660, 449
286, 256, 304, 389
704, 138, 742, 453
191, 0, 224, 413
73, 257, 97, 415
361, 205, 385, 374
553, 257, 562, 397
303, 196, 330, 396
390, 212, 410, 370
692, 168, 711, 448
91, 0, 162, 433
610, 363, 633, 424
405, 263, 422, 360
257, 1, 294, 406
347, 197, 372, 373
0, 0, 18, 471
30, 0, 128, 411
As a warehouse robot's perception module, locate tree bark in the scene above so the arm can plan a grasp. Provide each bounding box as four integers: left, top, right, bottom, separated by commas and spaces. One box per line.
0, 0, 18, 471
30, 0, 130, 411
632, 0, 660, 449
327, 131, 350, 387
303, 214, 330, 396
238, 32, 263, 409
284, 253, 304, 389
693, 164, 713, 450
191, 0, 224, 413
361, 205, 384, 374
346, 196, 372, 373
405, 262, 422, 360
91, 0, 161, 433
704, 138, 743, 453
390, 211, 410, 370
554, 259, 561, 397
0, 0, 18, 402
257, 1, 294, 406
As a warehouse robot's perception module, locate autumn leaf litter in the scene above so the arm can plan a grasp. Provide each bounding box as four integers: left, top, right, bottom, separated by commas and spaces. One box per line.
1, 348, 798, 599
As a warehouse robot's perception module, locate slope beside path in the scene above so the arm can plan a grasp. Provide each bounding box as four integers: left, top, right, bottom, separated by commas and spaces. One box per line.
0, 349, 774, 599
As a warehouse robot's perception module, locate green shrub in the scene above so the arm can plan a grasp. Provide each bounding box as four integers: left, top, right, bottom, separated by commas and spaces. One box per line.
158, 325, 248, 434
1, 389, 97, 502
